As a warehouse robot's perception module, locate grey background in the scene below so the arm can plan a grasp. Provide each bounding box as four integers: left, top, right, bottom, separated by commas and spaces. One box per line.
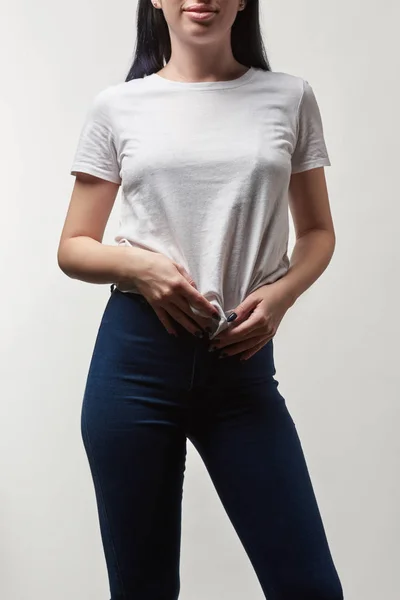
1, 0, 399, 598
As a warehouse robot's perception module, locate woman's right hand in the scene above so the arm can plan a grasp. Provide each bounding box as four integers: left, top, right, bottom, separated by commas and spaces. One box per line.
118, 250, 220, 337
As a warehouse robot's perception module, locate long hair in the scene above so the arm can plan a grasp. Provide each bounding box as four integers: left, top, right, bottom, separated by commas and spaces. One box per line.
125, 0, 271, 82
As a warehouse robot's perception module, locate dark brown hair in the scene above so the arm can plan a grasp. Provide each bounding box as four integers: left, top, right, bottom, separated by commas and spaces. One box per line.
125, 0, 271, 81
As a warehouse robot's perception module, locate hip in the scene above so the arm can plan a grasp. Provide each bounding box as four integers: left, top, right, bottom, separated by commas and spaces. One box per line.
87, 287, 279, 396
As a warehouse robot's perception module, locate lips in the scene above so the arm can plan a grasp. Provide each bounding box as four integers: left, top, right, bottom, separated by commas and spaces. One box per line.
184, 4, 217, 12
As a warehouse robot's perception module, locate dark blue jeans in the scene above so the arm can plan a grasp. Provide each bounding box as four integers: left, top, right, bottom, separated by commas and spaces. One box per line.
81, 287, 344, 600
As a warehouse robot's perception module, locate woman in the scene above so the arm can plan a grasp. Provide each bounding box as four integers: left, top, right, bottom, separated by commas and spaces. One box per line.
58, 0, 344, 598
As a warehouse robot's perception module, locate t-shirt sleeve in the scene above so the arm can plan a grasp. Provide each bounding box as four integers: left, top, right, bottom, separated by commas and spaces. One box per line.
70, 90, 122, 184
291, 78, 331, 174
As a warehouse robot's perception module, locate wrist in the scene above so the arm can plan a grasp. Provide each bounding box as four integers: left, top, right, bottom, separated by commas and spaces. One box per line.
114, 245, 150, 286
271, 277, 299, 309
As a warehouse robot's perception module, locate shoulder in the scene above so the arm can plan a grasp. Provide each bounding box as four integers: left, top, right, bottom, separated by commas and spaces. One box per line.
253, 68, 304, 92
88, 82, 121, 111
90, 76, 146, 107
251, 69, 308, 110
89, 77, 151, 121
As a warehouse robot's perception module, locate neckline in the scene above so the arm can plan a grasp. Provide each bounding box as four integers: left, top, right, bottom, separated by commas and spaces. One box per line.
145, 66, 256, 90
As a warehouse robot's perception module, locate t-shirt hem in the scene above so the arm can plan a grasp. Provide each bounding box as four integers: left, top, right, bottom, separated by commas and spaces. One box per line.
70, 163, 121, 184
115, 283, 140, 294
291, 157, 331, 174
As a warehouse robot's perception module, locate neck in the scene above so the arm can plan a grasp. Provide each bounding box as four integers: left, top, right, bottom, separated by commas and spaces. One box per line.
161, 36, 246, 82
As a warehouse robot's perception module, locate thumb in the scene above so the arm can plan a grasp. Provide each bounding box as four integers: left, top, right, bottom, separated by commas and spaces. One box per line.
227, 297, 258, 325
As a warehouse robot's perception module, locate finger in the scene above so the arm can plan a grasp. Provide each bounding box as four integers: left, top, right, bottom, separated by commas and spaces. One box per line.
217, 334, 269, 357
223, 310, 264, 340
180, 281, 220, 321
165, 303, 206, 337
172, 294, 207, 320
172, 296, 217, 334
216, 316, 271, 348
214, 329, 263, 350
226, 297, 259, 326
240, 336, 273, 361
174, 263, 198, 289
151, 305, 179, 337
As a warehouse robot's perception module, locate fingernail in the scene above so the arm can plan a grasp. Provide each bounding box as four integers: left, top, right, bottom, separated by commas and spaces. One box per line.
218, 352, 228, 358
208, 345, 217, 352
227, 312, 237, 323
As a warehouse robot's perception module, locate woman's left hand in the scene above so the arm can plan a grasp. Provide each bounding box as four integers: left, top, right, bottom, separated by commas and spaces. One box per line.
209, 283, 293, 361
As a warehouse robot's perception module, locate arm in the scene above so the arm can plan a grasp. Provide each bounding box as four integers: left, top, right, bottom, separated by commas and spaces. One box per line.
273, 165, 336, 308
57, 171, 221, 334
57, 172, 145, 285
209, 165, 336, 358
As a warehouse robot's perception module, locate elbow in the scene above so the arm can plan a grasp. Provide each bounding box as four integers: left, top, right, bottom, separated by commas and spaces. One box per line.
57, 250, 71, 278
320, 226, 336, 261
329, 227, 336, 256
57, 239, 76, 279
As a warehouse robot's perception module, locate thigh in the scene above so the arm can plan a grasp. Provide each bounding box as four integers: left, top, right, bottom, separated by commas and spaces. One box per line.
81, 290, 189, 599
189, 352, 343, 600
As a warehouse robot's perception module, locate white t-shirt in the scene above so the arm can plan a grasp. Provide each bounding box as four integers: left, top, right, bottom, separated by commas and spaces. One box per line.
70, 67, 331, 339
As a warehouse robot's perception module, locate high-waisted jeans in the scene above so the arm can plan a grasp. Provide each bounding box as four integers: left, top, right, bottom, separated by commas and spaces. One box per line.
81, 287, 344, 600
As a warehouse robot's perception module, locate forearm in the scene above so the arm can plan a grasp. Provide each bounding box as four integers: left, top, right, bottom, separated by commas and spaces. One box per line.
57, 236, 147, 286
273, 228, 336, 307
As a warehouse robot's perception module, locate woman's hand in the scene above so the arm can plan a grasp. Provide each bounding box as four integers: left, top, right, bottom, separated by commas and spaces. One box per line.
118, 250, 220, 337
209, 282, 293, 360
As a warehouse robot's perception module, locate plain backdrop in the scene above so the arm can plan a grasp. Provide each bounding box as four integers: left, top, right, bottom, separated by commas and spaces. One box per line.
1, 0, 399, 598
